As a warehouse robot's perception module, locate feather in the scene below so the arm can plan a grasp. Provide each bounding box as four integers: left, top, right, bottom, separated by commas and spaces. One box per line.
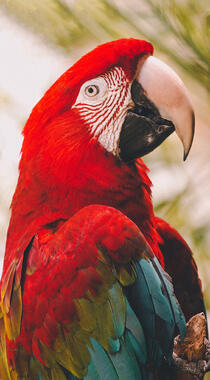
0, 318, 11, 380
125, 300, 147, 365
125, 256, 185, 365
4, 283, 22, 340
51, 366, 68, 380
87, 338, 118, 380
152, 256, 186, 340
107, 283, 126, 339
109, 337, 142, 380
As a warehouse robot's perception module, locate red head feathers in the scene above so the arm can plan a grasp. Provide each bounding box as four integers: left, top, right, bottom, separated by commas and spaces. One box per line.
22, 39, 153, 161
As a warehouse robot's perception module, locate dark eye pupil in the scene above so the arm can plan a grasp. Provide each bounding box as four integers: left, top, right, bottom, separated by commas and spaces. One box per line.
85, 84, 99, 97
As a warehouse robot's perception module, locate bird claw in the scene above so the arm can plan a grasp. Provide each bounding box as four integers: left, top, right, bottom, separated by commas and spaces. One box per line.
172, 338, 210, 379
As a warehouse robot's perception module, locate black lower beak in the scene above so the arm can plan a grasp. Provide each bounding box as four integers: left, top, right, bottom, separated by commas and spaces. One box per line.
119, 80, 175, 162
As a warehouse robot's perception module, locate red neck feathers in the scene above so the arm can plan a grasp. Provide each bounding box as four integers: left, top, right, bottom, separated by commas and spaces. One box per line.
5, 110, 162, 270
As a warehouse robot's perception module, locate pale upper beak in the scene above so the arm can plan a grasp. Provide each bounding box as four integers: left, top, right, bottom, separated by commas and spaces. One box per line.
137, 56, 195, 160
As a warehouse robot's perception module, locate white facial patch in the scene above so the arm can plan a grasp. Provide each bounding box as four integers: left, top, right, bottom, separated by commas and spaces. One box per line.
72, 67, 132, 154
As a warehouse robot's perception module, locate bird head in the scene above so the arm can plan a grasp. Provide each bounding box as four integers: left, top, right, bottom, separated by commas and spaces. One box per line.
22, 38, 194, 175
70, 39, 194, 163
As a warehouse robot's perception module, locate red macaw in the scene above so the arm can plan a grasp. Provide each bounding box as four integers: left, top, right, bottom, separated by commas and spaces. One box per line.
0, 39, 206, 380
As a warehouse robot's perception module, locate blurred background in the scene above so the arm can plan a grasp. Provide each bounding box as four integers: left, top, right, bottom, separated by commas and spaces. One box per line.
0, 0, 209, 369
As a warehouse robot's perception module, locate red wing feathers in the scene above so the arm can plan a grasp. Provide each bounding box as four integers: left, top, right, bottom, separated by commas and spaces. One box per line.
1, 205, 151, 379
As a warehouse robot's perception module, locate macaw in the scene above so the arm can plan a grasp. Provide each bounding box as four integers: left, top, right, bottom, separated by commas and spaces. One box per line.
0, 39, 206, 380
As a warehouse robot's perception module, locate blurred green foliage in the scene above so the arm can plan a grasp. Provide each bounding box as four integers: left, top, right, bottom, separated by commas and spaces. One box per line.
1, 0, 209, 91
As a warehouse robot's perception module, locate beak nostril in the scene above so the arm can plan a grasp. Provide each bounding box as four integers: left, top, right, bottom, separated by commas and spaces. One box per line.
157, 126, 164, 134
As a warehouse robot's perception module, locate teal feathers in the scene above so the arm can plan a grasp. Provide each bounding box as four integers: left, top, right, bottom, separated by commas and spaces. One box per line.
78, 255, 186, 379
125, 257, 186, 367
152, 256, 186, 340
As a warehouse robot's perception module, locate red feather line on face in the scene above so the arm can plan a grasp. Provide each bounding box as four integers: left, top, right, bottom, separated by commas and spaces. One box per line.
72, 66, 131, 154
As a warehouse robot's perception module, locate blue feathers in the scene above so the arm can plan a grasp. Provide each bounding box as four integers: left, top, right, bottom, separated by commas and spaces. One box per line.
86, 339, 118, 380
84, 286, 148, 380
61, 256, 186, 380
125, 299, 147, 365
152, 256, 186, 340
86, 335, 145, 380
124, 256, 186, 367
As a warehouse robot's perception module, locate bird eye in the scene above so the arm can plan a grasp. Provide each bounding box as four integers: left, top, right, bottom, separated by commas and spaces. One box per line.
84, 85, 99, 97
